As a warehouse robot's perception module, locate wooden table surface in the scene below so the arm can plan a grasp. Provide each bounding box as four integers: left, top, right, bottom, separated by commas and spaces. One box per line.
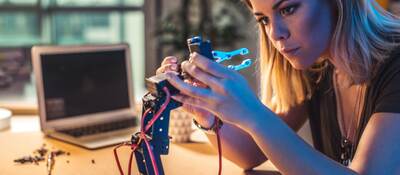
0, 116, 280, 175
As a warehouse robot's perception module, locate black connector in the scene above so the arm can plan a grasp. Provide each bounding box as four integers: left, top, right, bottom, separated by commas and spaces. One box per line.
145, 73, 181, 97
187, 36, 214, 60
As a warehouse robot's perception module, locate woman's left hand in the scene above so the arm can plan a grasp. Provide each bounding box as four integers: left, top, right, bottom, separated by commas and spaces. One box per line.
165, 52, 267, 129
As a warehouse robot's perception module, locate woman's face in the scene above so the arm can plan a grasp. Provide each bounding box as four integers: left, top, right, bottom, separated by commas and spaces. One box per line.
250, 0, 335, 69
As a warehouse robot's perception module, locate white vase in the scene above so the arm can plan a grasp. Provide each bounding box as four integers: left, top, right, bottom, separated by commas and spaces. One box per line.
168, 108, 193, 143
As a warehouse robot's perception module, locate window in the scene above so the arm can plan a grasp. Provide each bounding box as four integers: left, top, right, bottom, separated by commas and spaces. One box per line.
0, 0, 146, 111
0, 11, 40, 46
0, 0, 37, 5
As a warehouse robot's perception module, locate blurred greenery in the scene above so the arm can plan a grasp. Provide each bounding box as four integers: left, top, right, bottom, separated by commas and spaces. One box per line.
156, 0, 252, 58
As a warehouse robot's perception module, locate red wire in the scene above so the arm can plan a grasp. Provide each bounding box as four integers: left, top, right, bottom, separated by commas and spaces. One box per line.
215, 119, 223, 175
127, 150, 133, 175
114, 87, 224, 175
142, 133, 159, 174
144, 88, 171, 132
114, 87, 171, 175
113, 142, 132, 175
141, 108, 152, 132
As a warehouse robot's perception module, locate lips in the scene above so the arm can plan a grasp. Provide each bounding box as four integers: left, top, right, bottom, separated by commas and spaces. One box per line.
281, 47, 300, 55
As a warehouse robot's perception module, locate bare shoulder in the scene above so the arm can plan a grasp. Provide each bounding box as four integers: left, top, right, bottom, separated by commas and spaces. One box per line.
350, 112, 400, 174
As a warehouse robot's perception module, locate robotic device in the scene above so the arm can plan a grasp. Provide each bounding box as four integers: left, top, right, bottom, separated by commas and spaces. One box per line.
113, 36, 253, 175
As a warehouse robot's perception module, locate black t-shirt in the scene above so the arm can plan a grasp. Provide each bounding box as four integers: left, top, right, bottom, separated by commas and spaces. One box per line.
308, 48, 400, 163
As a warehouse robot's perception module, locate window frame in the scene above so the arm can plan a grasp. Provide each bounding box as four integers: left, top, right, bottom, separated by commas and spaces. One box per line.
0, 0, 160, 114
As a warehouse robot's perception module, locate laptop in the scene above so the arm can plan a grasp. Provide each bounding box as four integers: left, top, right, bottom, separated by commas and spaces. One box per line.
32, 44, 139, 149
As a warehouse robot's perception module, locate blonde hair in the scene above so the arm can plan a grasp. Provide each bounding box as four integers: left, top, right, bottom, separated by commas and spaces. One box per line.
244, 0, 400, 113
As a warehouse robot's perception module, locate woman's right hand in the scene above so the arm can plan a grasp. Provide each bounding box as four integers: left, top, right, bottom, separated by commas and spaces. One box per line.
156, 56, 215, 127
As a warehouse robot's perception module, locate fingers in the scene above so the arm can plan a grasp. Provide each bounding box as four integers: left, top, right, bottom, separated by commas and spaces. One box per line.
171, 94, 211, 112
156, 63, 179, 74
165, 72, 219, 101
181, 61, 222, 90
161, 56, 178, 65
156, 56, 179, 74
190, 52, 234, 79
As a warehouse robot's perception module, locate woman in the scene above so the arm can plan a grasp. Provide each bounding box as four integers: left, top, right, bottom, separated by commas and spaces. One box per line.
157, 0, 400, 174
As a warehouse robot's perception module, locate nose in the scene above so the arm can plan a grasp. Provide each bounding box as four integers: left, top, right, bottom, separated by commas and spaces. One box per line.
268, 20, 290, 42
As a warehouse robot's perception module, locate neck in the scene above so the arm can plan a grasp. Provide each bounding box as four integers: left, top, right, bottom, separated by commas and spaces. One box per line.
327, 57, 355, 87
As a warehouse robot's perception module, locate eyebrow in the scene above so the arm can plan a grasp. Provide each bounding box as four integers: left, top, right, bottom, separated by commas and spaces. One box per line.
272, 0, 287, 10
254, 0, 288, 16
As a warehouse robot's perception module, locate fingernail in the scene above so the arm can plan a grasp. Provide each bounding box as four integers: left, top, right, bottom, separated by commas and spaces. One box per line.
171, 64, 177, 70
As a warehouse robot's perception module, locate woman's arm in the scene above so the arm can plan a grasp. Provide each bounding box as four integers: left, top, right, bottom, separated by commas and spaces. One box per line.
246, 107, 400, 175
195, 102, 309, 170
349, 113, 400, 174
165, 53, 400, 174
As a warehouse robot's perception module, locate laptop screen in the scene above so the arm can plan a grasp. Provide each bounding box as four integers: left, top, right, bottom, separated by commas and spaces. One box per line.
40, 49, 130, 121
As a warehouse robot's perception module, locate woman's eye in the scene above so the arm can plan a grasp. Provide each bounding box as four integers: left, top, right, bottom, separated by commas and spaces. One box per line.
280, 5, 298, 16
258, 16, 269, 25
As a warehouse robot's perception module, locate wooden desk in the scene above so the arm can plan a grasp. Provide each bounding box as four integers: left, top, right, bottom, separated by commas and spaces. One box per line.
0, 116, 280, 175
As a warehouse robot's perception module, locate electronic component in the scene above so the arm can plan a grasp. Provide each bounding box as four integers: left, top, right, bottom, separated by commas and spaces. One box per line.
187, 36, 214, 60
114, 36, 254, 175
47, 152, 55, 175
227, 59, 252, 71
212, 48, 249, 63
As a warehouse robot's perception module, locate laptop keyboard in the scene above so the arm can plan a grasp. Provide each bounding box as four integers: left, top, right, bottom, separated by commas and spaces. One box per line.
59, 118, 137, 138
